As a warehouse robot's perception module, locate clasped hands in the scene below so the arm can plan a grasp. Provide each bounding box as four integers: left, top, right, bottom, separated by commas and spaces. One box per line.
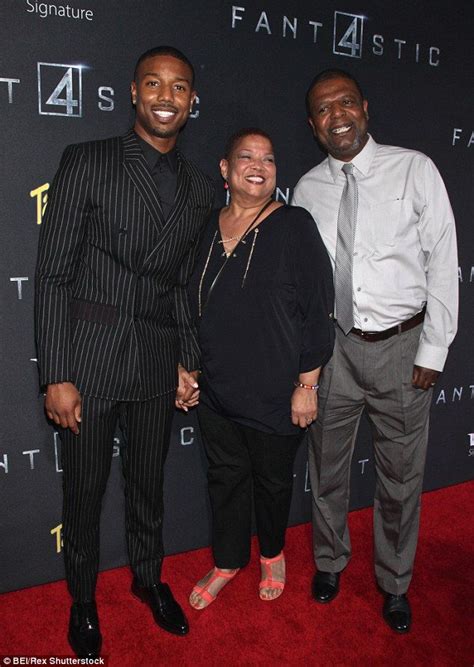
175, 364, 200, 412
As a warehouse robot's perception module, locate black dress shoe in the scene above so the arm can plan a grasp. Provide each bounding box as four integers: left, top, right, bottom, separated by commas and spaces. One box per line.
383, 593, 411, 633
132, 579, 189, 636
68, 601, 102, 658
312, 571, 340, 603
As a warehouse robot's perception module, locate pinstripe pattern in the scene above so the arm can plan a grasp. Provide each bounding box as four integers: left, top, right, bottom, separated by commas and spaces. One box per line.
35, 130, 214, 399
35, 130, 214, 600
60, 393, 175, 600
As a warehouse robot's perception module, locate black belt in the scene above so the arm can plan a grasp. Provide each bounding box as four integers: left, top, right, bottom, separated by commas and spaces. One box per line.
349, 307, 425, 342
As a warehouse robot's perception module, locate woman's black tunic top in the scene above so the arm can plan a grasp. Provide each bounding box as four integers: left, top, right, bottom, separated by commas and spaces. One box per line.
188, 205, 335, 435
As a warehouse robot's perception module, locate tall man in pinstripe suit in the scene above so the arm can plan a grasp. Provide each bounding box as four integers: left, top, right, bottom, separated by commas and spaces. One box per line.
35, 46, 214, 657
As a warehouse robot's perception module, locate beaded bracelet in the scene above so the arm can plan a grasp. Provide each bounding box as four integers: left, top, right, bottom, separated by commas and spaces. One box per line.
294, 381, 319, 391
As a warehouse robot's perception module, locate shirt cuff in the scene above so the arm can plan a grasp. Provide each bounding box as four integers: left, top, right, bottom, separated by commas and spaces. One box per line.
414, 343, 448, 372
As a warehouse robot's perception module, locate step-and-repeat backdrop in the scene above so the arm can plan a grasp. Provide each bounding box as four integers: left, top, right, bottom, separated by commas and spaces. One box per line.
1, 0, 472, 593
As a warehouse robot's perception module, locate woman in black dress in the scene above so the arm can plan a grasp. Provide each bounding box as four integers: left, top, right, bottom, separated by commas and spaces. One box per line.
188, 128, 334, 608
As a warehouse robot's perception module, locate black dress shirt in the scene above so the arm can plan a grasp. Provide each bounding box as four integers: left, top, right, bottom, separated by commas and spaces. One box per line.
135, 133, 177, 220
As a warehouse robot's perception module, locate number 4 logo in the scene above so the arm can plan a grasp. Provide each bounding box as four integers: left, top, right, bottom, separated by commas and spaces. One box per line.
37, 62, 82, 117
333, 12, 364, 59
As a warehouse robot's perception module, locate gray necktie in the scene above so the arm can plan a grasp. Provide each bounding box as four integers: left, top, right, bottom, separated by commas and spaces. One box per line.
335, 163, 358, 334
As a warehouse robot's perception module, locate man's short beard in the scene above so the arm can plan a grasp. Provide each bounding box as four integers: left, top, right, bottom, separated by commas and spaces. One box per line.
329, 130, 368, 158
150, 126, 179, 139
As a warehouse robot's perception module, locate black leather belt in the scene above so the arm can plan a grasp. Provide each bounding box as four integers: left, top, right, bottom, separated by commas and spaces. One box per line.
349, 307, 425, 342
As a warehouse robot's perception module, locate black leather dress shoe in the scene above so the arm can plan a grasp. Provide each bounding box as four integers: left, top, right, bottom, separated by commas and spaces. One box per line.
132, 579, 189, 636
383, 593, 411, 633
68, 601, 102, 658
312, 571, 340, 603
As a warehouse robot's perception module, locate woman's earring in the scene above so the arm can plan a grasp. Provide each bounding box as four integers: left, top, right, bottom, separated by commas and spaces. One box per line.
224, 181, 229, 190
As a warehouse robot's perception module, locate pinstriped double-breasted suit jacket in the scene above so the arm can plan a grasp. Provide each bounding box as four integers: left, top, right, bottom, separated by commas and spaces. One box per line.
35, 129, 214, 401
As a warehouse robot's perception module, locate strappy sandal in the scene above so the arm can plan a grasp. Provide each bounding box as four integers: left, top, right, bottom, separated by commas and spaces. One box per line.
259, 552, 285, 601
189, 567, 239, 609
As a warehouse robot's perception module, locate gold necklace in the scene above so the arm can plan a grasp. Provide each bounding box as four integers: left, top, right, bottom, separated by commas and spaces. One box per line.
198, 199, 273, 316
217, 202, 272, 246
217, 235, 242, 244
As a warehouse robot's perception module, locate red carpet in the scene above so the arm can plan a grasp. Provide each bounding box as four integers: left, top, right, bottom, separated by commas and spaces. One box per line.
1, 482, 473, 666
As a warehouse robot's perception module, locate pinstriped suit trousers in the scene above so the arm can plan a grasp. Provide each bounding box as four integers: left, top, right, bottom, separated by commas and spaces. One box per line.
307, 323, 432, 595
59, 392, 175, 602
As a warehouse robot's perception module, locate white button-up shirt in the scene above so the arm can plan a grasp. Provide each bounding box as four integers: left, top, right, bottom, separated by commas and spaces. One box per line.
292, 135, 458, 371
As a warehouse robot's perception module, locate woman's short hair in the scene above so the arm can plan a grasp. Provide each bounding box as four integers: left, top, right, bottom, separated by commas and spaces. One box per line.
224, 128, 275, 160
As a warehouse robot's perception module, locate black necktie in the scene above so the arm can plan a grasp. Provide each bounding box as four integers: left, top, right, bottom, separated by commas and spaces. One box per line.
151, 155, 176, 220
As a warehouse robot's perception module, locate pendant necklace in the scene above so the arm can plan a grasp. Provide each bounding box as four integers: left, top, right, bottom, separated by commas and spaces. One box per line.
198, 199, 273, 316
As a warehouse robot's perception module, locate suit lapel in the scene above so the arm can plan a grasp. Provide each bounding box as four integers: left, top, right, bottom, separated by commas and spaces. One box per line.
165, 152, 191, 230
122, 129, 165, 233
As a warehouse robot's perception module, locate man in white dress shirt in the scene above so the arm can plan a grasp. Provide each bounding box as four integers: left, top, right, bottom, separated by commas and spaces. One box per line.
292, 69, 458, 633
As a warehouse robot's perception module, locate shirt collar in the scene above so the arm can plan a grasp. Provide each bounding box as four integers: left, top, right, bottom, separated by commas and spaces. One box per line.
134, 132, 178, 173
327, 134, 377, 181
